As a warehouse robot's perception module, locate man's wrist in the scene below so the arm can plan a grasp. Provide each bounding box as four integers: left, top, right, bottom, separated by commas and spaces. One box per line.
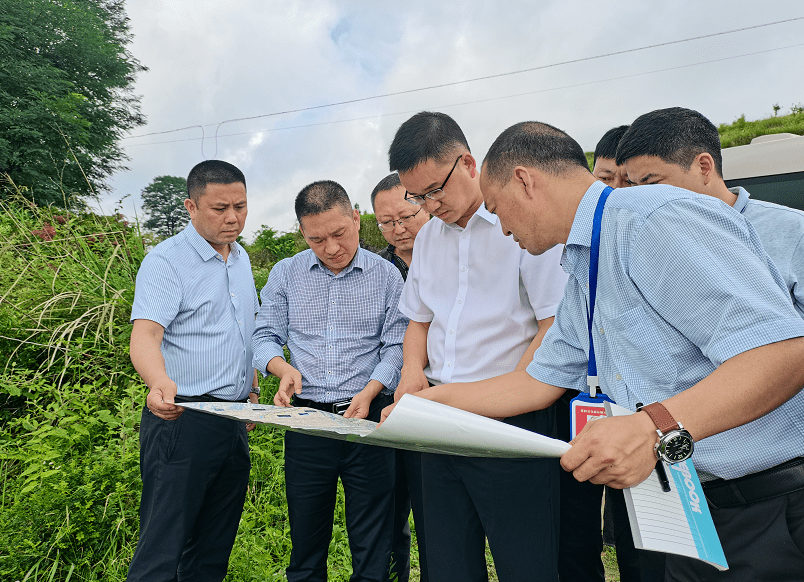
267, 356, 293, 377
362, 380, 385, 399
401, 364, 425, 377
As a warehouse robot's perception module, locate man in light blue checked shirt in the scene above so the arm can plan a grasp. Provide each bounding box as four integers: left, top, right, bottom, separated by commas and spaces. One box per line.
383, 121, 804, 582
253, 180, 406, 582
617, 107, 804, 581
127, 160, 260, 582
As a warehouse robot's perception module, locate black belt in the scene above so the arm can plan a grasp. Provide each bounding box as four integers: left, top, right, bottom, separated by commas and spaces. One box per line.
174, 394, 248, 404
702, 456, 804, 509
291, 395, 352, 415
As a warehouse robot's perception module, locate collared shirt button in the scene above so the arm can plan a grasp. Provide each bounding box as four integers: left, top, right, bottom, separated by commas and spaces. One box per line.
458, 299, 462, 304
599, 327, 604, 334
615, 373, 622, 381
446, 362, 452, 367
238, 320, 242, 325
461, 266, 467, 272
231, 292, 235, 297
449, 329, 454, 334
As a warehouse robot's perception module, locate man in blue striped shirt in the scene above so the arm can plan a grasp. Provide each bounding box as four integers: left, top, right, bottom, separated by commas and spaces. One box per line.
253, 180, 406, 582
617, 107, 804, 581
127, 160, 260, 582
383, 121, 804, 582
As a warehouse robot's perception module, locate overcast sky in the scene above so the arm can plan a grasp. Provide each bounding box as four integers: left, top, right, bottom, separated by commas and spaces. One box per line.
101, 0, 804, 240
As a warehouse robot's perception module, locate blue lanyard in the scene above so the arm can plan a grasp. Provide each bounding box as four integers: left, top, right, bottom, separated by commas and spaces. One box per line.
586, 186, 614, 397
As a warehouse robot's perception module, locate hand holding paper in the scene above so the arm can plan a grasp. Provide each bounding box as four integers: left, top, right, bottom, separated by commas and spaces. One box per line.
561, 412, 659, 488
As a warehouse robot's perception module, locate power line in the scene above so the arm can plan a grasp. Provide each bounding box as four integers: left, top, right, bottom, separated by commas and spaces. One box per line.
121, 16, 804, 141
121, 41, 804, 150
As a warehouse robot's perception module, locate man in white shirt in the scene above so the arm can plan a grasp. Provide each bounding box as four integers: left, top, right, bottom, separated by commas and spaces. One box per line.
387, 111, 568, 581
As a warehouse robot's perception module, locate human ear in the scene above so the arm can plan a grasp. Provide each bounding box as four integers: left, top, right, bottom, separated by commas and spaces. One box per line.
514, 166, 539, 200
697, 153, 716, 186
464, 153, 478, 178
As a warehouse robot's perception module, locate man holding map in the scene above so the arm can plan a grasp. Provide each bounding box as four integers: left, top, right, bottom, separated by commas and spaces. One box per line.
387, 111, 568, 581
127, 160, 259, 581
382, 120, 804, 582
252, 180, 406, 582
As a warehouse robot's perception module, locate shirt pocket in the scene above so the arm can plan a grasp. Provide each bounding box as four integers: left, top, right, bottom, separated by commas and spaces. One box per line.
603, 305, 678, 389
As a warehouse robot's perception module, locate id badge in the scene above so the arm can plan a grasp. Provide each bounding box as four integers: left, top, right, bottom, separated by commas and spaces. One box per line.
570, 391, 615, 440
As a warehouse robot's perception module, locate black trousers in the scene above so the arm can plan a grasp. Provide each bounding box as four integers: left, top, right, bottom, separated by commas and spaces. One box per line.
665, 487, 804, 582
391, 449, 428, 582
284, 394, 395, 582
421, 407, 560, 582
127, 406, 250, 582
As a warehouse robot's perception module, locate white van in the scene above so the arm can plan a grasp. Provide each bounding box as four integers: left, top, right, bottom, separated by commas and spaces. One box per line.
721, 133, 804, 211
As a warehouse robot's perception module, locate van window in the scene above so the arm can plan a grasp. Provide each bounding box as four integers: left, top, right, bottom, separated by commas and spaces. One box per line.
725, 172, 804, 211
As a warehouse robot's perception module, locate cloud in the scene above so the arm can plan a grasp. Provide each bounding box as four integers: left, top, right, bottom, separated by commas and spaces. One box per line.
101, 0, 804, 240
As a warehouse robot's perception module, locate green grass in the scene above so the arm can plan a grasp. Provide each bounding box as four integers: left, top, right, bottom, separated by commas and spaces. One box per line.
0, 186, 624, 581
718, 108, 804, 149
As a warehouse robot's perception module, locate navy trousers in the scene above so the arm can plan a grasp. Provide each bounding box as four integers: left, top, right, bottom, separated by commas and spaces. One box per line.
665, 488, 804, 582
127, 406, 250, 582
390, 449, 428, 582
421, 407, 560, 582
284, 394, 395, 582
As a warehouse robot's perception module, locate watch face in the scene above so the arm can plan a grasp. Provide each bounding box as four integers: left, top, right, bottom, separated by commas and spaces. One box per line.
662, 431, 694, 463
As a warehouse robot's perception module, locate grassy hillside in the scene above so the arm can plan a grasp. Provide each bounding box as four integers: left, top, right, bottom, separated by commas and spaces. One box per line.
584, 104, 804, 165
719, 106, 804, 149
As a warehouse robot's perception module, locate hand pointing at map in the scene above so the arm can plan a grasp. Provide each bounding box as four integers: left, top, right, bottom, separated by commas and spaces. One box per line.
267, 356, 303, 407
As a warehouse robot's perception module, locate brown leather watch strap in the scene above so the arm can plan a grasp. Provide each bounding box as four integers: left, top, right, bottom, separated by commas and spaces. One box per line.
642, 402, 680, 434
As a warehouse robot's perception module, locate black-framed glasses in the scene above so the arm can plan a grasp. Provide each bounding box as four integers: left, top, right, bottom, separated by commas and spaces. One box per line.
404, 155, 462, 205
377, 207, 423, 232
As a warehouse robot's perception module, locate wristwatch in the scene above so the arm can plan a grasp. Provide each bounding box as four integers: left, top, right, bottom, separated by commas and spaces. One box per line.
641, 402, 694, 464
250, 385, 260, 395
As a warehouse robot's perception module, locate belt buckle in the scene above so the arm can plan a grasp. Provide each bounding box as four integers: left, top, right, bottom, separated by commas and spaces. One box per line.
332, 399, 352, 416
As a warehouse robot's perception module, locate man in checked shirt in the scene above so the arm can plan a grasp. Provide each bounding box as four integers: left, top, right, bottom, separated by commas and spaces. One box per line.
252, 180, 407, 582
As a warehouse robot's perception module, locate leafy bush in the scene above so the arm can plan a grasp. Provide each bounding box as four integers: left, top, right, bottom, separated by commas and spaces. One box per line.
359, 213, 388, 251
0, 190, 403, 580
0, 379, 142, 579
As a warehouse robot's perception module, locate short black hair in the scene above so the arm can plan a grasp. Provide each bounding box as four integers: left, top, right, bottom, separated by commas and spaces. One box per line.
482, 121, 590, 186
370, 173, 401, 211
388, 111, 470, 173
295, 180, 352, 226
593, 125, 630, 166
186, 160, 246, 202
615, 107, 723, 176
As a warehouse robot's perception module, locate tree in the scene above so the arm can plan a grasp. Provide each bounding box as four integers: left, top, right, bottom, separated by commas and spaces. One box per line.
141, 176, 189, 239
249, 226, 298, 265
0, 0, 147, 206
